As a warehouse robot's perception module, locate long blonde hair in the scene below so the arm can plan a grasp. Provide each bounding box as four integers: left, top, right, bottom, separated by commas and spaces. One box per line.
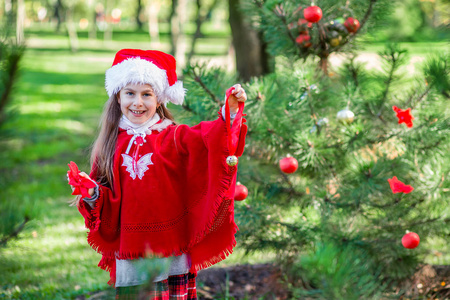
90, 94, 176, 189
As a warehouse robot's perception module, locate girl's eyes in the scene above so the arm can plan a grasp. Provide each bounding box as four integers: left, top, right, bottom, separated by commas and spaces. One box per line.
124, 92, 153, 97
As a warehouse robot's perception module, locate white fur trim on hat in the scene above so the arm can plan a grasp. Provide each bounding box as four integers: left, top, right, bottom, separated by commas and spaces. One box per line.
105, 58, 185, 105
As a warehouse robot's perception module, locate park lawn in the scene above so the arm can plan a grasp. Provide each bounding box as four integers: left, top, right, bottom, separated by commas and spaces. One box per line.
0, 32, 448, 299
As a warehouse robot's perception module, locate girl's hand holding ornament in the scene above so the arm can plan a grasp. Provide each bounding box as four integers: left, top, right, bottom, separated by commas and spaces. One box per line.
228, 84, 247, 114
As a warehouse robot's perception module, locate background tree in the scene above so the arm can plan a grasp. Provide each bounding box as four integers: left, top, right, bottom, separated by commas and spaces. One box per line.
0, 25, 28, 247
229, 0, 274, 81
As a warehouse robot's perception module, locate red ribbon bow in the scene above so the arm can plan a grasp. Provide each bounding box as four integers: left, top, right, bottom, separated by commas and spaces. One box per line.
388, 176, 414, 194
224, 87, 245, 158
67, 161, 97, 198
393, 106, 414, 128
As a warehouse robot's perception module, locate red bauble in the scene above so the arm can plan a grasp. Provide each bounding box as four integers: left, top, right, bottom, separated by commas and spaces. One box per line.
296, 34, 312, 47
402, 232, 420, 249
344, 17, 360, 33
304, 6, 322, 23
297, 18, 313, 28
279, 156, 298, 174
234, 182, 248, 201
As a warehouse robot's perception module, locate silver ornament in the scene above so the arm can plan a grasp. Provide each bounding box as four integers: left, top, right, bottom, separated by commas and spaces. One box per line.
226, 155, 238, 166
337, 109, 355, 124
317, 117, 329, 126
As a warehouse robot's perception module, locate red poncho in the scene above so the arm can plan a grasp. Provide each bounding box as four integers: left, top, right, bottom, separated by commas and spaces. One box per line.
78, 106, 247, 285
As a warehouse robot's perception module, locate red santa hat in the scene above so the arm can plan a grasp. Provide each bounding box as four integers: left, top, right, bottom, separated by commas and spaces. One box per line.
105, 49, 185, 105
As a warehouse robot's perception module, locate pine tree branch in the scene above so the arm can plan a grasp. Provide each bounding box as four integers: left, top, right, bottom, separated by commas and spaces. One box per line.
376, 52, 400, 121
272, 5, 301, 56
0, 216, 30, 247
408, 84, 433, 109
190, 67, 223, 106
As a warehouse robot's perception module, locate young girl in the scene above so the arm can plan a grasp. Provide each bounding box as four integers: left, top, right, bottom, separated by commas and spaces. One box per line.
68, 49, 247, 299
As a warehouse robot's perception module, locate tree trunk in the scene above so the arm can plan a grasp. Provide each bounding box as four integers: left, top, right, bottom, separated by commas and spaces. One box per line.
169, 0, 187, 68
148, 0, 161, 48
229, 0, 273, 82
136, 0, 143, 30
66, 8, 79, 52
187, 0, 220, 66
4, 0, 13, 24
88, 1, 97, 40
104, 0, 114, 41
16, 0, 25, 44
54, 0, 64, 33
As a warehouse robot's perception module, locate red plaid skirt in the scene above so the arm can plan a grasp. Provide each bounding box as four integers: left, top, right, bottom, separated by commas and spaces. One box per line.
116, 273, 197, 300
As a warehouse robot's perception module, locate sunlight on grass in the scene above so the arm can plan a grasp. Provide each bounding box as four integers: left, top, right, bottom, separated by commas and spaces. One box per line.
51, 119, 93, 134
21, 102, 82, 114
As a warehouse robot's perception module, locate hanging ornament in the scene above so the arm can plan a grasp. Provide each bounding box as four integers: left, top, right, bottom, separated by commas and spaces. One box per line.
328, 20, 349, 36
310, 118, 329, 133
234, 182, 248, 201
279, 155, 298, 174
328, 30, 342, 47
304, 5, 322, 23
344, 17, 360, 33
337, 108, 355, 124
393, 106, 414, 128
388, 176, 414, 194
296, 33, 312, 48
402, 231, 420, 249
226, 155, 238, 166
297, 18, 313, 31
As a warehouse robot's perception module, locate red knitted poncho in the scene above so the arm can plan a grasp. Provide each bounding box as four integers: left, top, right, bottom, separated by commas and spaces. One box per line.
78, 105, 247, 285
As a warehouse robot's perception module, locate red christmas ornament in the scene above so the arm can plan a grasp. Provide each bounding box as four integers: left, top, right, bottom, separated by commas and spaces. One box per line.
388, 176, 414, 194
279, 156, 298, 174
393, 106, 414, 128
402, 232, 420, 249
67, 161, 97, 198
234, 182, 248, 201
303, 6, 322, 23
297, 18, 313, 29
296, 33, 312, 48
344, 17, 360, 33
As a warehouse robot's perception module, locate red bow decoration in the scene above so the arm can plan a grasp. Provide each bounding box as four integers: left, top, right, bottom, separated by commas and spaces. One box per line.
67, 161, 97, 198
393, 106, 414, 128
388, 176, 414, 194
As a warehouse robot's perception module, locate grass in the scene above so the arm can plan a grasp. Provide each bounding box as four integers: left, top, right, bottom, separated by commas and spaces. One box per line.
0, 25, 448, 299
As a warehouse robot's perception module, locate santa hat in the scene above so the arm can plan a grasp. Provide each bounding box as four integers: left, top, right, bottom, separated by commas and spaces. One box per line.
105, 49, 185, 105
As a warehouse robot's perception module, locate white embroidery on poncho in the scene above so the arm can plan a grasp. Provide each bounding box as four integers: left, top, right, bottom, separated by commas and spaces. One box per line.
121, 153, 153, 180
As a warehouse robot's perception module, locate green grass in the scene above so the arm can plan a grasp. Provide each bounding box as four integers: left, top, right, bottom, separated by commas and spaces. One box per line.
0, 28, 448, 299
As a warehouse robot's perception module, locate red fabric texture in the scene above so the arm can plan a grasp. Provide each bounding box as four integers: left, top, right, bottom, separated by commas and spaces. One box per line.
78, 106, 246, 285
112, 49, 178, 86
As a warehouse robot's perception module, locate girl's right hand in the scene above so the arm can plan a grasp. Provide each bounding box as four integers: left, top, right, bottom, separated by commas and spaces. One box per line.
67, 172, 96, 197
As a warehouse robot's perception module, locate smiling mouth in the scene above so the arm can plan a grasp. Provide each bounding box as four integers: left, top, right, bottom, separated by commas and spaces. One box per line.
130, 110, 145, 115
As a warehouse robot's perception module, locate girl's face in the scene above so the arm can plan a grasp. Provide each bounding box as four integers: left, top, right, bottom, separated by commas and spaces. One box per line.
118, 83, 159, 125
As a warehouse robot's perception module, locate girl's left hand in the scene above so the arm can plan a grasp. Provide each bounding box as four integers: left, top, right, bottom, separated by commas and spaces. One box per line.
228, 84, 247, 114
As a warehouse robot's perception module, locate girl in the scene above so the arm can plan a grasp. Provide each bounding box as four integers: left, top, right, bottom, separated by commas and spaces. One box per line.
68, 49, 247, 300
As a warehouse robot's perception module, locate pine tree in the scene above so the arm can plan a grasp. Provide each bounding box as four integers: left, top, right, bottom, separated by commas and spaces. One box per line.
180, 1, 449, 298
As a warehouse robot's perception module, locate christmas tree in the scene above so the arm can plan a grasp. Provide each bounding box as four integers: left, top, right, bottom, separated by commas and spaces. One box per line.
180, 0, 449, 298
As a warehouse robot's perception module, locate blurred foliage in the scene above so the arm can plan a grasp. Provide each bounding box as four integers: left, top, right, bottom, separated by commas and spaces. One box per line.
0, 23, 27, 246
